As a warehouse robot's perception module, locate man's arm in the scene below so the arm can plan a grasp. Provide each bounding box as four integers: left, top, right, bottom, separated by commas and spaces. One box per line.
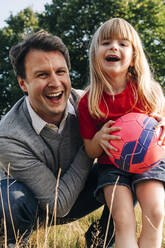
0, 138, 92, 217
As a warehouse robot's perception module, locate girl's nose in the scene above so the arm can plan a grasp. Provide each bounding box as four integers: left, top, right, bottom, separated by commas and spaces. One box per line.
110, 46, 118, 52
110, 42, 118, 51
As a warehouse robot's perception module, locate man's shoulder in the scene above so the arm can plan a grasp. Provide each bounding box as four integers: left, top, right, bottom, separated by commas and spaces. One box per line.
0, 96, 28, 133
69, 88, 85, 111
70, 88, 84, 100
0, 96, 41, 153
72, 88, 84, 97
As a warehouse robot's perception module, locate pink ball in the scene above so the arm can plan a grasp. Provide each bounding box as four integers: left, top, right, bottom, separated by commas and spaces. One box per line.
110, 112, 165, 174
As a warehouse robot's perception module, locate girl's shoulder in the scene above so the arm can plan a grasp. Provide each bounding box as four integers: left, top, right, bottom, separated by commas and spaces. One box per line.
78, 91, 90, 114
79, 90, 89, 104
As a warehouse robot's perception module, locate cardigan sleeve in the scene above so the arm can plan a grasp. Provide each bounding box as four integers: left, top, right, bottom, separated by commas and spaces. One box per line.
0, 136, 92, 217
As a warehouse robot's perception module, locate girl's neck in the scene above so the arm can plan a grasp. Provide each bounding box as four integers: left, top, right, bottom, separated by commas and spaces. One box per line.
105, 75, 128, 95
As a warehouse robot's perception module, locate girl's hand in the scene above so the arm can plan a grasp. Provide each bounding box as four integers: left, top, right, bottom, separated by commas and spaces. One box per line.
150, 113, 165, 142
96, 119, 121, 157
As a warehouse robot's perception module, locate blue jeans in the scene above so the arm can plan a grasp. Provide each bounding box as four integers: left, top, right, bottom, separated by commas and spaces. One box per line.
0, 167, 115, 247
0, 179, 38, 244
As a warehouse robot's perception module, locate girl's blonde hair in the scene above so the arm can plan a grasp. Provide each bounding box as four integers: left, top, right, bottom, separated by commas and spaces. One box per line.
88, 18, 164, 118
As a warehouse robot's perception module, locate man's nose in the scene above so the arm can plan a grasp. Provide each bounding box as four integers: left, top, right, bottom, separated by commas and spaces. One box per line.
48, 73, 61, 87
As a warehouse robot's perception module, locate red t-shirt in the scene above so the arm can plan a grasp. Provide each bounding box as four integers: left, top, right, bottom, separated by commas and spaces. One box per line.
78, 81, 146, 164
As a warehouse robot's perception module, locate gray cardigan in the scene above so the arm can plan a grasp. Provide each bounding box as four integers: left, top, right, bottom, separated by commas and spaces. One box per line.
0, 89, 92, 217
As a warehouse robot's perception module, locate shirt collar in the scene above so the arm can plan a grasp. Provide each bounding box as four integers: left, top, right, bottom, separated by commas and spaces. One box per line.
25, 96, 76, 134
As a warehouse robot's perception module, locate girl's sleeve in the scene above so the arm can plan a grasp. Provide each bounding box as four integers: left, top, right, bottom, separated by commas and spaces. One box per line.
78, 94, 98, 139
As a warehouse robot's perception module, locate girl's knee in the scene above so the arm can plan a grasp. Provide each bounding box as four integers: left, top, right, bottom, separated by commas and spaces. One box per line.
113, 209, 135, 232
146, 207, 164, 227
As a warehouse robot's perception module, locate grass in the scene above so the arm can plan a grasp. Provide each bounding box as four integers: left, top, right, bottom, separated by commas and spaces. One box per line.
1, 172, 164, 247
28, 203, 165, 248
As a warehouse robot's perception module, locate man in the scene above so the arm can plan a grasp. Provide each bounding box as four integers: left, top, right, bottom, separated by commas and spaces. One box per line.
0, 30, 114, 247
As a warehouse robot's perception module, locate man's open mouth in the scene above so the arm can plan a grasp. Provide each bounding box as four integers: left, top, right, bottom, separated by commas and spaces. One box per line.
46, 91, 63, 100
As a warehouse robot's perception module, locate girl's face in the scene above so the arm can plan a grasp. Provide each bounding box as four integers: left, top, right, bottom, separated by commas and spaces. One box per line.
97, 38, 134, 80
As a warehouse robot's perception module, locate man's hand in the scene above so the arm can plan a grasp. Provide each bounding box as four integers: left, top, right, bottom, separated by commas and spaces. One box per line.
150, 113, 165, 142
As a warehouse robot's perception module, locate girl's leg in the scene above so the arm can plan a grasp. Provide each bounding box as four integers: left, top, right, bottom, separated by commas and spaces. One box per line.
104, 184, 139, 248
136, 180, 165, 248
58, 165, 115, 248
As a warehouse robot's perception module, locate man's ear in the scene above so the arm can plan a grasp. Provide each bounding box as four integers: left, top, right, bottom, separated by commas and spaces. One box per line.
17, 76, 28, 93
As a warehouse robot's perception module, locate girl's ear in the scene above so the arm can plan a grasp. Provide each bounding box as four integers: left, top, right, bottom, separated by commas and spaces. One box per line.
128, 66, 134, 73
130, 52, 136, 67
128, 66, 137, 79
17, 76, 28, 93
130, 60, 134, 67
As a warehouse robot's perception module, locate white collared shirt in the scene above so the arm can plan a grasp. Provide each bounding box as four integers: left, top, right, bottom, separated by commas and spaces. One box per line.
26, 96, 76, 134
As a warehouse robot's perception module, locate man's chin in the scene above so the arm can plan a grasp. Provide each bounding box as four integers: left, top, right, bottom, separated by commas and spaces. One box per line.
48, 108, 66, 122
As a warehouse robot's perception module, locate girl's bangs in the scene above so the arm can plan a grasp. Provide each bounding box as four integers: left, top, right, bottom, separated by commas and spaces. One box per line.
98, 19, 133, 43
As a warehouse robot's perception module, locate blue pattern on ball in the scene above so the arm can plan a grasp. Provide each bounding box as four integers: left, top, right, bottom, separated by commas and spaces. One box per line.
114, 117, 157, 172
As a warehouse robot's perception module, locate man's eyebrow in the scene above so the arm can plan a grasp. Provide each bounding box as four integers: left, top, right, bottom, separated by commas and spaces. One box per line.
57, 66, 67, 70
33, 69, 47, 75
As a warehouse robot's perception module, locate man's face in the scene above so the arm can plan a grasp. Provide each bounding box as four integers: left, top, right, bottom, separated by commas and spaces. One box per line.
18, 49, 71, 124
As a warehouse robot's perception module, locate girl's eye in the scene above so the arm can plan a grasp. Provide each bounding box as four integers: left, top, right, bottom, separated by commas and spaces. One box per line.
120, 43, 126, 46
120, 40, 130, 47
102, 41, 110, 46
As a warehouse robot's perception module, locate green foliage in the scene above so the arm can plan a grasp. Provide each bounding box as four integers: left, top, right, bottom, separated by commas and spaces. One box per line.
125, 0, 165, 85
0, 0, 165, 117
38, 0, 129, 88
38, 0, 165, 88
0, 8, 39, 117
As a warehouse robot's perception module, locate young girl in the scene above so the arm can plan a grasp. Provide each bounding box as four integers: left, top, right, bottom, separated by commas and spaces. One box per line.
78, 18, 165, 248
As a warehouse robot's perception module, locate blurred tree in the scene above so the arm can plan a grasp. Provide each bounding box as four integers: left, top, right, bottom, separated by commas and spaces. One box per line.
0, 0, 165, 117
0, 8, 39, 117
38, 0, 127, 88
123, 0, 165, 86
38, 0, 165, 88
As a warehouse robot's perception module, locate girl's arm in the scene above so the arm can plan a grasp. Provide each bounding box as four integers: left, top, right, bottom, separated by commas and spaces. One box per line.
83, 120, 121, 158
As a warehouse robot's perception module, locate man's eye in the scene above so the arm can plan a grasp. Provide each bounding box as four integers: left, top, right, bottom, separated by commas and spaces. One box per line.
38, 73, 47, 78
57, 70, 66, 75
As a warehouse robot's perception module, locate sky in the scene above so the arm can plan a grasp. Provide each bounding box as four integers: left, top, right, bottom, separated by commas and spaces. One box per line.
0, 0, 52, 28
